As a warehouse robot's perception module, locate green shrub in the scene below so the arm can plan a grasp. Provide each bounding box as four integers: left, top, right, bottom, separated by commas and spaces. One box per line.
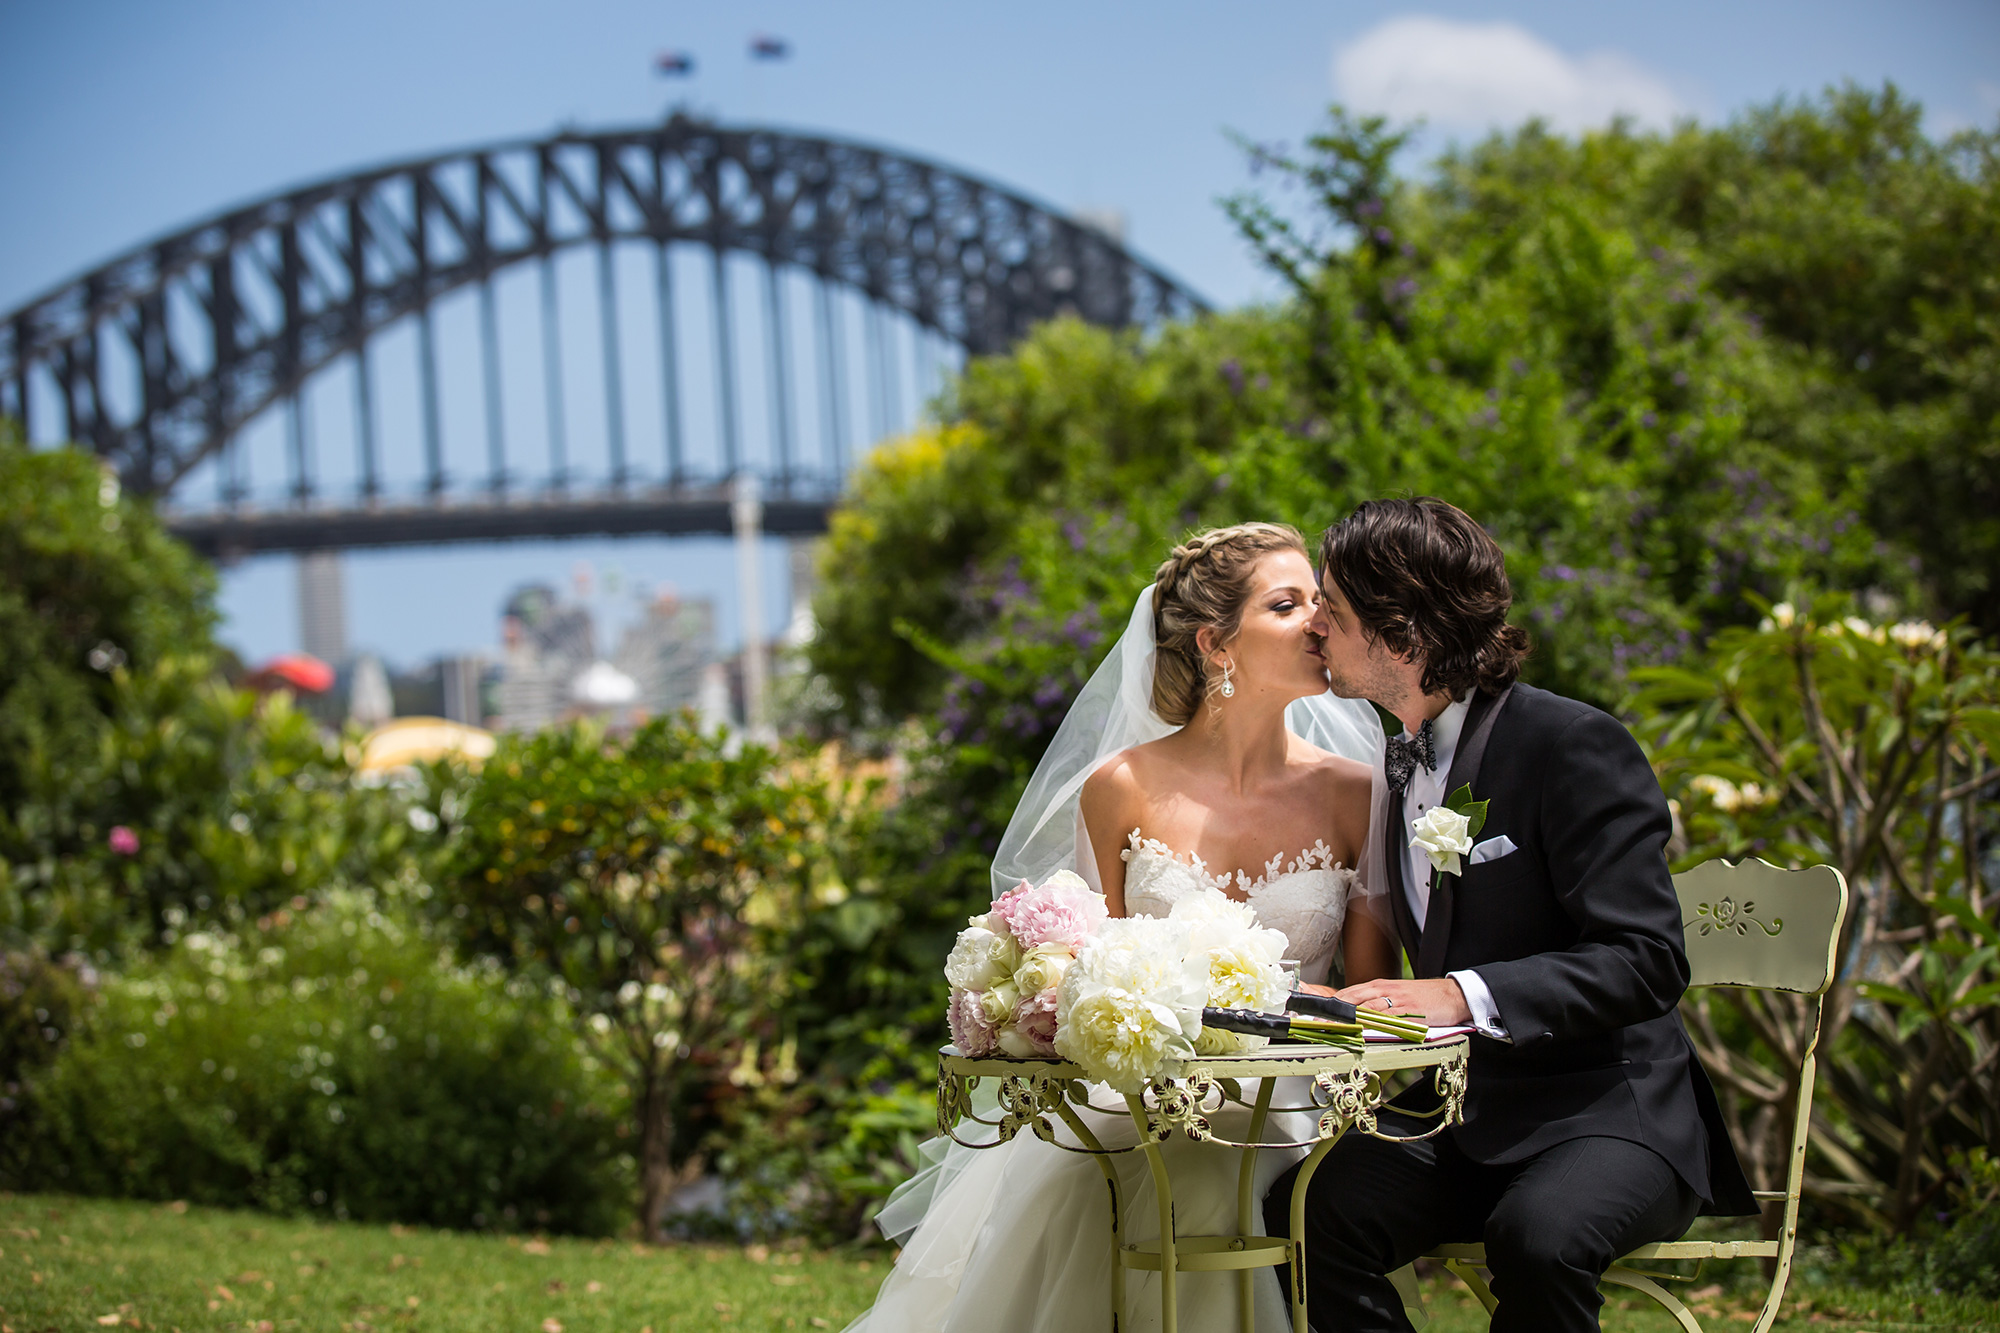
1928, 1148, 2000, 1298
0, 429, 218, 820
3, 657, 441, 959
440, 714, 846, 1241
707, 1033, 938, 1243
9, 892, 630, 1234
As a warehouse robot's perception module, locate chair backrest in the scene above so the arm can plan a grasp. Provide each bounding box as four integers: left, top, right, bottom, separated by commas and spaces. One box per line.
1671, 858, 1849, 996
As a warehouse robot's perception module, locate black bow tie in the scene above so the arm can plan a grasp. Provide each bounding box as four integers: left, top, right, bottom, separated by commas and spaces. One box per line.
1385, 719, 1437, 795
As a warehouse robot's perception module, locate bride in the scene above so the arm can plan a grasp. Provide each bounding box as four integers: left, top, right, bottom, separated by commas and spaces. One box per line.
847, 522, 1395, 1333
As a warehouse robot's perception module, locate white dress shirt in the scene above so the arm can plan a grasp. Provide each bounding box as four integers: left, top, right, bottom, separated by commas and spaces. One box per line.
1399, 695, 1511, 1041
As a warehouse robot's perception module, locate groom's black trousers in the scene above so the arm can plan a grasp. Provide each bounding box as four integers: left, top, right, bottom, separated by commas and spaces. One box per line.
1265, 1115, 1700, 1333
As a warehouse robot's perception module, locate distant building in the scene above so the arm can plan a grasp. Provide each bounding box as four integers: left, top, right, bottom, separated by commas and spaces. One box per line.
297, 552, 347, 666
439, 654, 489, 727
612, 592, 717, 723
348, 653, 394, 727
495, 583, 597, 732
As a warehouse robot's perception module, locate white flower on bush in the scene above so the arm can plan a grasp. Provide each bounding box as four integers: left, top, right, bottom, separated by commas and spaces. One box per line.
1761, 602, 1798, 631
1410, 806, 1474, 877
944, 923, 1022, 992
1053, 916, 1207, 1093
1889, 620, 1945, 652
1688, 774, 1772, 814
1012, 943, 1074, 996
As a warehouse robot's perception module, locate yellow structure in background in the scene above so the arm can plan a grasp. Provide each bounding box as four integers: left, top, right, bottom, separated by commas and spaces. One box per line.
357, 716, 497, 775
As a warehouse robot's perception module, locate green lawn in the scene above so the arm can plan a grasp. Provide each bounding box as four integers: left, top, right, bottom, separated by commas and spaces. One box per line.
2, 1193, 1992, 1332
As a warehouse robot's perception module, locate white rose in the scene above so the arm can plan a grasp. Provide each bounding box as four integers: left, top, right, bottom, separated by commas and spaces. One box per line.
995, 1026, 1043, 1059
1013, 943, 1074, 996
976, 981, 1022, 1028
1409, 805, 1473, 877
1194, 1026, 1263, 1055
944, 925, 1021, 992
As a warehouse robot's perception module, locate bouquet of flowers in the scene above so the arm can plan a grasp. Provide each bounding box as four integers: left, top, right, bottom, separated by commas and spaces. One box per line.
945, 870, 1108, 1059
1051, 914, 1210, 1092
1051, 887, 1292, 1089
945, 879, 1298, 1091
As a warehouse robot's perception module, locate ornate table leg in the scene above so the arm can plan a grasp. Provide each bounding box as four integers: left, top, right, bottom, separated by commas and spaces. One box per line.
1053, 1094, 1124, 1332
1285, 1131, 1345, 1333
1127, 1092, 1179, 1333
1236, 1077, 1276, 1333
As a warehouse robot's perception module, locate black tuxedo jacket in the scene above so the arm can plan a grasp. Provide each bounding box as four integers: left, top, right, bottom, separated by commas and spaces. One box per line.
1384, 682, 1757, 1216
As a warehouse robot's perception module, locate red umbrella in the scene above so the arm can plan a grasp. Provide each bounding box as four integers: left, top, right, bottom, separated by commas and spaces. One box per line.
249, 654, 336, 694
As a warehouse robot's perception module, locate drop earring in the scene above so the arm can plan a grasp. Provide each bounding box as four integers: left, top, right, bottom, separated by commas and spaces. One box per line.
1220, 660, 1236, 698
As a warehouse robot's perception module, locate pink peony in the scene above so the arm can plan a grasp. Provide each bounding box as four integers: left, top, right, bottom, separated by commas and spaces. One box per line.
947, 987, 999, 1057
107, 825, 139, 857
1011, 990, 1061, 1057
993, 875, 1109, 950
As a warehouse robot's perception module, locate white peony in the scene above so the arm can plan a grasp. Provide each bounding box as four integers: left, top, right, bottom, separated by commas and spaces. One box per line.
944, 923, 1022, 992
1410, 805, 1474, 877
1012, 942, 1074, 996
1053, 916, 1207, 1093
1170, 889, 1291, 1036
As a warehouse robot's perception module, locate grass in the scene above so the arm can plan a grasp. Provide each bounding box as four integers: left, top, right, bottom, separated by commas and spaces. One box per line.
2, 1193, 1995, 1332
0, 1195, 884, 1333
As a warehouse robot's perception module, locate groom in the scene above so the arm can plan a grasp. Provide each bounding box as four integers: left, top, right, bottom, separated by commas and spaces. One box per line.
1268, 497, 1757, 1331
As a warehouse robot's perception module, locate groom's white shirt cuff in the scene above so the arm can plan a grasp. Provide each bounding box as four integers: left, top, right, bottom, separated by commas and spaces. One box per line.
1448, 968, 1511, 1042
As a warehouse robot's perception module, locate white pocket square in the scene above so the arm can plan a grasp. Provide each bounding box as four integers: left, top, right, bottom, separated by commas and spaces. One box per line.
1470, 835, 1518, 865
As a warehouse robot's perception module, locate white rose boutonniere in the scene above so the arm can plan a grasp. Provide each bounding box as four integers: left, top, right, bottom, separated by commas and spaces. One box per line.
1409, 784, 1490, 881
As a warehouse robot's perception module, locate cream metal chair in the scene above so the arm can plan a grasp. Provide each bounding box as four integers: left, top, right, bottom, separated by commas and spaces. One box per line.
1396, 857, 1849, 1333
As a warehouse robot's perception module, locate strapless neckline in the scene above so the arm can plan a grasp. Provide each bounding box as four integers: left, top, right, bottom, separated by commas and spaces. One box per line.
1120, 828, 1347, 898
1119, 827, 1357, 983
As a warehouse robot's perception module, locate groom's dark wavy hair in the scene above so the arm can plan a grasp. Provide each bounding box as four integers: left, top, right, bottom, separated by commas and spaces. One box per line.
1319, 498, 1530, 698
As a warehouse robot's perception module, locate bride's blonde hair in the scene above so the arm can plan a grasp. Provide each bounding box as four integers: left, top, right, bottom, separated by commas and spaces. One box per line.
1150, 522, 1308, 725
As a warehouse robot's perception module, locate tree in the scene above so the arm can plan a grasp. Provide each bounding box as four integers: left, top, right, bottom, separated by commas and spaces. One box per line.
2, 658, 428, 957
805, 87, 1976, 969
0, 429, 217, 817
1633, 597, 1999, 1234
1419, 85, 2000, 635
440, 715, 842, 1241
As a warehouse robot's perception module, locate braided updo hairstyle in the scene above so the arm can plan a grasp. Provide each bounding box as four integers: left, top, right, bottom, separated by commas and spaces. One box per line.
1150, 522, 1308, 726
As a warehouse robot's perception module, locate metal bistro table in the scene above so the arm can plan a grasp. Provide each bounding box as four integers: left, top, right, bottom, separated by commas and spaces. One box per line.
937, 1037, 1469, 1333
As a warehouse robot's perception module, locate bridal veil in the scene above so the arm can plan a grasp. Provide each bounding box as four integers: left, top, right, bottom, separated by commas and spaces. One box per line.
989, 583, 1390, 904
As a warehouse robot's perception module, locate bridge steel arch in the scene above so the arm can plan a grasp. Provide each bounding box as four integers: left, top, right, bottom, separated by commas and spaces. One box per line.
0, 115, 1207, 551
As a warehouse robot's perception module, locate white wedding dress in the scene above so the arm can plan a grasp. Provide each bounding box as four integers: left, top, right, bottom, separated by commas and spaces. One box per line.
846, 831, 1360, 1333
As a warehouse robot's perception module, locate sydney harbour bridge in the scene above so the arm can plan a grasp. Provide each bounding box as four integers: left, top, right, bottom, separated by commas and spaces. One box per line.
2, 114, 1203, 728
2, 114, 1204, 554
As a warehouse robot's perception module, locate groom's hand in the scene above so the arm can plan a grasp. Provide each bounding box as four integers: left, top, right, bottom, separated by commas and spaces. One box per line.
1334, 978, 1472, 1026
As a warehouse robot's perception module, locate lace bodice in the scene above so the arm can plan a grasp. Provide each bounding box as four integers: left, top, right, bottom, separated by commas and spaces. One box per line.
1120, 828, 1356, 982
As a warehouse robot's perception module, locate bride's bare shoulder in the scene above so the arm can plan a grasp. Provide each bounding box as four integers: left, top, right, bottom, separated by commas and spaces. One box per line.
1079, 740, 1177, 821
1081, 742, 1157, 802
1289, 741, 1374, 802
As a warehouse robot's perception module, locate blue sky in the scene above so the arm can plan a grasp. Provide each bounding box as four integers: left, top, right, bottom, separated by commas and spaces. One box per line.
4, 1, 1996, 666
